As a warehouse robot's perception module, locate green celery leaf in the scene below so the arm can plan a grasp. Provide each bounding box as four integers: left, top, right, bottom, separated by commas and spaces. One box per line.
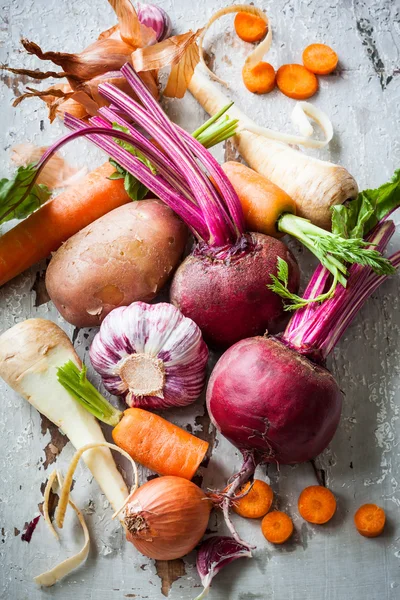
331, 169, 400, 239
0, 163, 51, 225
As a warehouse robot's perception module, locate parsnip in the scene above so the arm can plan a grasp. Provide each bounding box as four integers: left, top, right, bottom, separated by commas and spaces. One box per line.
188, 69, 358, 230
0, 318, 128, 514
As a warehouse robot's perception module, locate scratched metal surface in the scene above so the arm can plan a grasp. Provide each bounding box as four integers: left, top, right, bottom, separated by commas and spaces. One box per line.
0, 0, 399, 599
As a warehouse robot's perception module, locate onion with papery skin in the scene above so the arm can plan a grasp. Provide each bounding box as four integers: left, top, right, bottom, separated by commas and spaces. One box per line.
124, 476, 211, 560
90, 302, 209, 410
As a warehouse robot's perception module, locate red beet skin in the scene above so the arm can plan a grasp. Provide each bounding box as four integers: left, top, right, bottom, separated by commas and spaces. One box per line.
170, 233, 299, 348
206, 337, 342, 464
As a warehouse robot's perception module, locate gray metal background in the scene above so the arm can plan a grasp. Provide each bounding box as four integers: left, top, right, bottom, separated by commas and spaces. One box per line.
0, 1, 399, 599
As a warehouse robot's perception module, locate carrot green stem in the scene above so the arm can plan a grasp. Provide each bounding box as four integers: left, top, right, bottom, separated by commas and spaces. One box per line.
272, 212, 396, 309
57, 361, 122, 427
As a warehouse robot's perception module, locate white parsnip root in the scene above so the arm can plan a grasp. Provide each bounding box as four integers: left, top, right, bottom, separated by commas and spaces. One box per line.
188, 68, 358, 229
0, 319, 129, 514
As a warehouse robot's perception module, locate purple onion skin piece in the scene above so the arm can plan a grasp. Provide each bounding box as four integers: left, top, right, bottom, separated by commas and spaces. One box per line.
21, 515, 40, 543
195, 536, 252, 599
90, 301, 209, 410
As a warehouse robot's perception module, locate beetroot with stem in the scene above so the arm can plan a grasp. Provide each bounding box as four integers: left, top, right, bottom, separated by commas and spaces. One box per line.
170, 233, 299, 347
207, 216, 399, 544
62, 63, 299, 349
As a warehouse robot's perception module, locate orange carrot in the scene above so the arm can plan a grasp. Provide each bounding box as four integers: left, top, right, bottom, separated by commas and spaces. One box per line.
302, 43, 338, 75
298, 485, 337, 524
242, 62, 276, 94
261, 511, 293, 544
112, 408, 209, 480
354, 504, 386, 538
221, 161, 296, 237
233, 479, 273, 519
0, 162, 130, 287
276, 64, 318, 99
234, 12, 268, 43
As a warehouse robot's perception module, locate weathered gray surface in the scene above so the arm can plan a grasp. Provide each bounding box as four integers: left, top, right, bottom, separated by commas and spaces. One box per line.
0, 0, 399, 599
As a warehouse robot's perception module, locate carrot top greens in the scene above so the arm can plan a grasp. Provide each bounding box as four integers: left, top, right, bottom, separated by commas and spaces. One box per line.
270, 172, 400, 309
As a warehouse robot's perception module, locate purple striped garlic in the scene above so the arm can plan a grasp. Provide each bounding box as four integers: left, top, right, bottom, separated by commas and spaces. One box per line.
89, 302, 209, 410
137, 2, 172, 43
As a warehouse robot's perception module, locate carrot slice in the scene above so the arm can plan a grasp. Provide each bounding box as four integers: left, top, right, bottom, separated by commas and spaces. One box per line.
354, 504, 386, 538
276, 64, 318, 100
233, 479, 273, 519
261, 511, 293, 544
298, 485, 337, 524
242, 62, 276, 94
302, 43, 338, 75
234, 12, 268, 43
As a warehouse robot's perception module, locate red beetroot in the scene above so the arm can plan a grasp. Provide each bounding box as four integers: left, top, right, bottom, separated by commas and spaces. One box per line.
205, 219, 399, 546
170, 234, 299, 348
207, 336, 341, 464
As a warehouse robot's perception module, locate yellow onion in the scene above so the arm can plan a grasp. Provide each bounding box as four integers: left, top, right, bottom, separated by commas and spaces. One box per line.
125, 476, 211, 560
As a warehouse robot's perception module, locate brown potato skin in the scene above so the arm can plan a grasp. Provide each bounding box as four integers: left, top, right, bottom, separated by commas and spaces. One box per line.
45, 200, 187, 327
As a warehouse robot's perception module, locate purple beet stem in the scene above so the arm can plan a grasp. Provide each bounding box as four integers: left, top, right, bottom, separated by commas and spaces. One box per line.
99, 72, 237, 245
283, 220, 398, 360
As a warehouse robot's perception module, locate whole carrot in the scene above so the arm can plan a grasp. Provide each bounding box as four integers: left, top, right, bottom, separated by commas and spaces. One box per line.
0, 162, 130, 287
58, 361, 209, 481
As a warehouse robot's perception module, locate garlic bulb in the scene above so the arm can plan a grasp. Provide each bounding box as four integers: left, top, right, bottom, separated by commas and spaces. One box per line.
89, 302, 208, 410
137, 2, 172, 43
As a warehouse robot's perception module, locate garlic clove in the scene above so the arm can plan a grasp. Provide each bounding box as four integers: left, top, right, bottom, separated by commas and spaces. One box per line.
137, 2, 172, 43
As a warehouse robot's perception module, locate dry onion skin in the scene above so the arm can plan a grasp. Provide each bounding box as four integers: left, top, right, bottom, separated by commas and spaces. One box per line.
6, 0, 160, 119
131, 28, 204, 98
11, 143, 87, 189
199, 4, 271, 85
125, 476, 212, 560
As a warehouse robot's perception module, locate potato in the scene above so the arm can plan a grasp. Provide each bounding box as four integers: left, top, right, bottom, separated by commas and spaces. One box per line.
45, 200, 187, 327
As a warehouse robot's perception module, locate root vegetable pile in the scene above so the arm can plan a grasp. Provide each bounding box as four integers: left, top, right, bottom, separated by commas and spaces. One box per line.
0, 2, 398, 597
60, 62, 300, 347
